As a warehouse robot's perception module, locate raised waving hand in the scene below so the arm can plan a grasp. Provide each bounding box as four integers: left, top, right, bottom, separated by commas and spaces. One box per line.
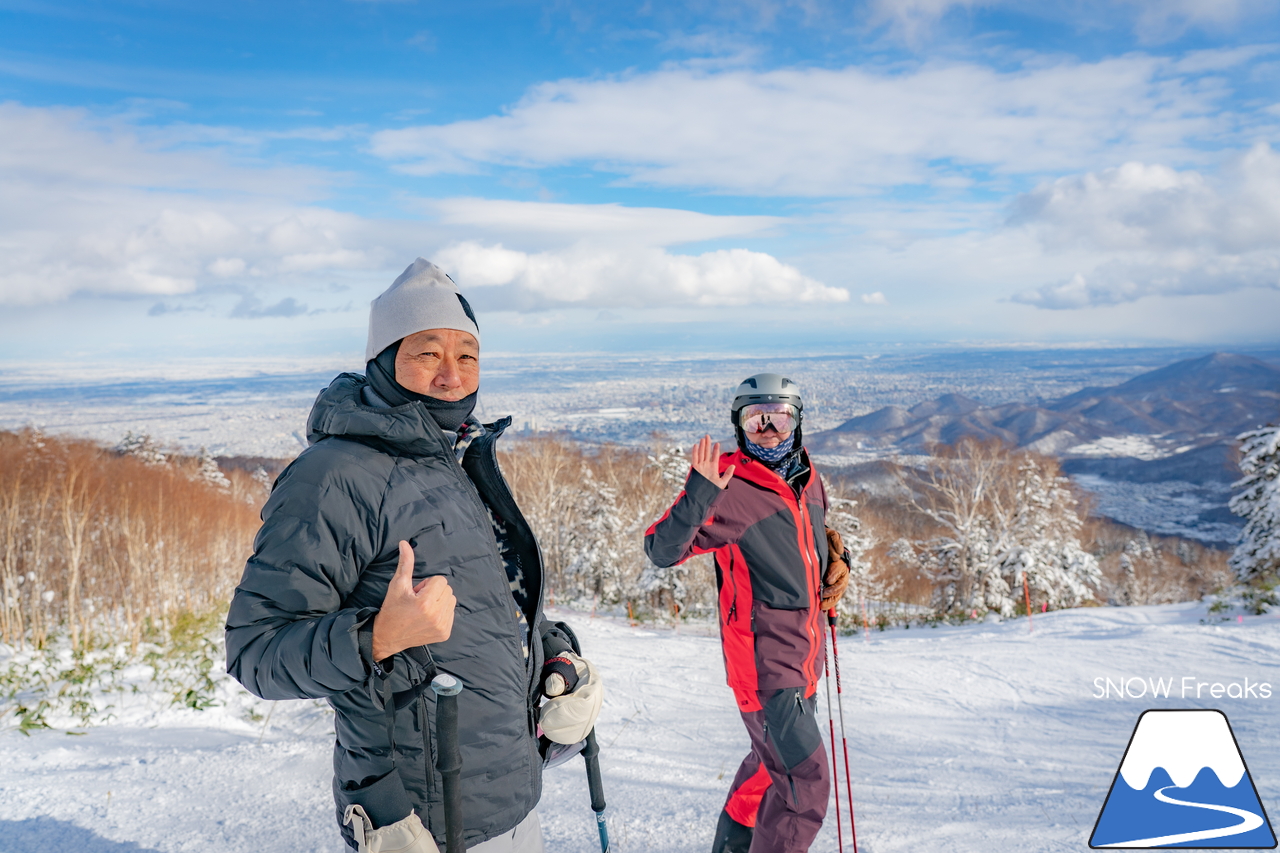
690, 434, 736, 490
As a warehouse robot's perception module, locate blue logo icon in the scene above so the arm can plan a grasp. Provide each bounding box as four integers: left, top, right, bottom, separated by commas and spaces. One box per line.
1091, 710, 1276, 848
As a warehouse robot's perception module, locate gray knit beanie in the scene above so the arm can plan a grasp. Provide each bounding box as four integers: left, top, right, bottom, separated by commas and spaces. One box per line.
365, 258, 480, 361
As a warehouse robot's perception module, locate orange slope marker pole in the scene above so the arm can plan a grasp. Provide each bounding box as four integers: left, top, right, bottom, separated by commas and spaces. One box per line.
1023, 573, 1033, 633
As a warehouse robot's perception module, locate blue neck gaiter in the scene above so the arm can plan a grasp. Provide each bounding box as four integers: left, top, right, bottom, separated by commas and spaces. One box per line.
746, 433, 795, 466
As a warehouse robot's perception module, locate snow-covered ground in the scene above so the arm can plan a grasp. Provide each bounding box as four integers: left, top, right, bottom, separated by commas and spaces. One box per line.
3, 602, 1277, 853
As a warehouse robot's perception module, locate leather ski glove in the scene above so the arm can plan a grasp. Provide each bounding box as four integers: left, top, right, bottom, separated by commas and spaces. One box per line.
821, 527, 851, 611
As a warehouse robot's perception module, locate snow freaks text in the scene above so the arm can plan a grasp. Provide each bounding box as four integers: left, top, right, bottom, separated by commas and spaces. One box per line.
1092, 677, 1273, 700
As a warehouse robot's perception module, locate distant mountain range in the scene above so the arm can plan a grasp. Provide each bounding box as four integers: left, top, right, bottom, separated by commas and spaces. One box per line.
808, 352, 1280, 544
810, 352, 1280, 485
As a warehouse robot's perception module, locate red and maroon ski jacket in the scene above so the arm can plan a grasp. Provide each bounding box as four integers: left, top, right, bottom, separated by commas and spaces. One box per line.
645, 448, 829, 713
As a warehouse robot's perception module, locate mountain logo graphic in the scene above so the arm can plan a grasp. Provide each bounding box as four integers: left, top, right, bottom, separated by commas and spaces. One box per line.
1091, 710, 1276, 849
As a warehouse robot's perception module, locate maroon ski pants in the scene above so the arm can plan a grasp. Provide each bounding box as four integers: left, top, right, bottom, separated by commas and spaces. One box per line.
724, 687, 830, 853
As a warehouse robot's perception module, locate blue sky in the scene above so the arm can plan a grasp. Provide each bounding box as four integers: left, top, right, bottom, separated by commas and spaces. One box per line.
2, 0, 1279, 360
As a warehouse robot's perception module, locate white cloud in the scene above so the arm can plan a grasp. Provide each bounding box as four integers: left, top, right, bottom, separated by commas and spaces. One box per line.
861, 291, 888, 305
0, 102, 827, 314
1012, 145, 1280, 253
1011, 144, 1280, 308
0, 102, 405, 306
1128, 0, 1267, 42
862, 0, 1269, 44
434, 241, 848, 309
229, 295, 309, 318
0, 102, 326, 196
863, 0, 994, 44
1012, 256, 1280, 309
370, 52, 1262, 196
423, 197, 782, 247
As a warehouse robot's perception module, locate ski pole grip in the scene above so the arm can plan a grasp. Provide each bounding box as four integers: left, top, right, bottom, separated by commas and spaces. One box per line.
828, 608, 838, 627
582, 729, 606, 813
432, 673, 465, 853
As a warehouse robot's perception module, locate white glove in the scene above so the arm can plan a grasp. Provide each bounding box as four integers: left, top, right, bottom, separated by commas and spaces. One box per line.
538, 651, 604, 745
344, 805, 439, 853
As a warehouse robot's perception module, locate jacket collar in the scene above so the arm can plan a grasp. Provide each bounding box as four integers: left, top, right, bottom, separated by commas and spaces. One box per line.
724, 447, 814, 500
307, 372, 511, 459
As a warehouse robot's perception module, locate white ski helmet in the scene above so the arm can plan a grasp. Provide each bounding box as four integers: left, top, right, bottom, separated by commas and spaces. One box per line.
730, 373, 804, 452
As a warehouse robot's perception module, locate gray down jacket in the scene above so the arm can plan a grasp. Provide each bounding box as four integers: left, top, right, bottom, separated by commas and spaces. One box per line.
226, 373, 550, 849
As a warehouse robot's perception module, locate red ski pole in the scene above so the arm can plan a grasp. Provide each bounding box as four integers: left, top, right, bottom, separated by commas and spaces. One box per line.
823, 637, 844, 853
829, 609, 859, 853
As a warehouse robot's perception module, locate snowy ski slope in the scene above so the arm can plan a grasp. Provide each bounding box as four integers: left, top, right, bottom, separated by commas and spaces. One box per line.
1, 602, 1277, 853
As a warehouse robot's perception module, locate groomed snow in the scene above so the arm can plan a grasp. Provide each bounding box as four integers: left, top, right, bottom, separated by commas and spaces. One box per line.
2, 602, 1277, 853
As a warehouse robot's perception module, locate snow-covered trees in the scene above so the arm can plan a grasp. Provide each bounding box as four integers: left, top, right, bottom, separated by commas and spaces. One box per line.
1002, 458, 1099, 611
899, 438, 1099, 617
824, 494, 878, 622
636, 444, 700, 613
499, 437, 708, 616
195, 447, 231, 490
1229, 424, 1280, 613
115, 431, 167, 466
565, 465, 626, 601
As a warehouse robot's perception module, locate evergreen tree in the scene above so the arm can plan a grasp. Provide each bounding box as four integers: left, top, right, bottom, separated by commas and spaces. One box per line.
115, 431, 167, 466
825, 494, 878, 623
997, 458, 1099, 612
1229, 424, 1280, 613
196, 447, 231, 490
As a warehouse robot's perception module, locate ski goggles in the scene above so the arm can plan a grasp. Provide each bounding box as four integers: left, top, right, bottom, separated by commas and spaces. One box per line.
739, 403, 799, 435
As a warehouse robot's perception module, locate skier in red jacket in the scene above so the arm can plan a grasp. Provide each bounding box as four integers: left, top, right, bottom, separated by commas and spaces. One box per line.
645, 374, 850, 853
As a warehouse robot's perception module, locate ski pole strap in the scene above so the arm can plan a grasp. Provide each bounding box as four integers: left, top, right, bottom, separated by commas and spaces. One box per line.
385, 646, 441, 712
432, 673, 465, 853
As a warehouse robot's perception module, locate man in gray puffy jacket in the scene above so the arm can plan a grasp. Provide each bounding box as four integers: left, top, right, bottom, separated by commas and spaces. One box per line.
226, 258, 599, 853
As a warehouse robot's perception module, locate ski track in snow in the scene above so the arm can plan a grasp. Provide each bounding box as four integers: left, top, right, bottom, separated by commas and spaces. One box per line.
1, 603, 1278, 853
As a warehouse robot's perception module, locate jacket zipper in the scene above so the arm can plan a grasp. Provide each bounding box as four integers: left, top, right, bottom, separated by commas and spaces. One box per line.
487, 455, 545, 793
800, 501, 821, 686
726, 549, 740, 623
450, 435, 525, 643
471, 427, 546, 783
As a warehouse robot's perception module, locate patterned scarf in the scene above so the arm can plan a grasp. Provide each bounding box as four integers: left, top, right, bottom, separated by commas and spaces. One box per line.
746, 433, 795, 465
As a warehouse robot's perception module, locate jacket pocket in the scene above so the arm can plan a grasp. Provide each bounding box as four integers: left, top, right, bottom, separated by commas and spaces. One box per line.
336, 769, 415, 831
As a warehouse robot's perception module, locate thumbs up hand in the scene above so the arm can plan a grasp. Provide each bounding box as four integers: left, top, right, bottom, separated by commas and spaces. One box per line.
371, 540, 457, 662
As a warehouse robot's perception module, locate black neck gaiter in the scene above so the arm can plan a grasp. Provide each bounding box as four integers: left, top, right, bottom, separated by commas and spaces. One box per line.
365, 341, 478, 433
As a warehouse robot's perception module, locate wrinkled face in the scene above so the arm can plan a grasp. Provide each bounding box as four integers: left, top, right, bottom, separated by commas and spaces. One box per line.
394, 328, 480, 401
